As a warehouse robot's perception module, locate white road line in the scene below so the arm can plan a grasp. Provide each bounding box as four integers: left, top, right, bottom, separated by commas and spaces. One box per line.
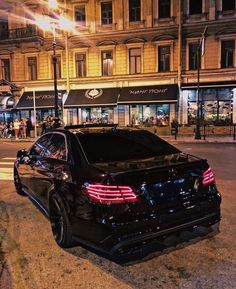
2, 157, 16, 160
0, 168, 13, 181
0, 162, 14, 165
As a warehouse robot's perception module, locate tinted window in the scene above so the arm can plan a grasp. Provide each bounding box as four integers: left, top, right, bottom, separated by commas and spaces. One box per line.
77, 130, 179, 163
44, 133, 67, 160
29, 134, 52, 156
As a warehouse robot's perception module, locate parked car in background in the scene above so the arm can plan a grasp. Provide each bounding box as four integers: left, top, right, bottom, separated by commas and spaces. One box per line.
14, 124, 221, 261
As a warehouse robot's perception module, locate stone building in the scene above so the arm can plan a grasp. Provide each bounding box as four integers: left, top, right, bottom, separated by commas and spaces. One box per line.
0, 0, 236, 131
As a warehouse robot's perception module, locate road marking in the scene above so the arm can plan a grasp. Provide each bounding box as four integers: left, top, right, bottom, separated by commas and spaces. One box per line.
0, 168, 13, 180
0, 162, 14, 165
0, 158, 14, 180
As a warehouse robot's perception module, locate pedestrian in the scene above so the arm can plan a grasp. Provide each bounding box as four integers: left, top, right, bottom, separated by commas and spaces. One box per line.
20, 119, 26, 138
26, 118, 33, 137
13, 119, 20, 140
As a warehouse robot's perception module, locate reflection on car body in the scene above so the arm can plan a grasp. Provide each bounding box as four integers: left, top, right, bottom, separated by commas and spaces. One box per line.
14, 124, 221, 262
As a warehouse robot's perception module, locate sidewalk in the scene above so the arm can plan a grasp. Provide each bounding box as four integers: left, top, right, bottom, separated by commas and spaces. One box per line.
0, 135, 235, 144
162, 135, 236, 144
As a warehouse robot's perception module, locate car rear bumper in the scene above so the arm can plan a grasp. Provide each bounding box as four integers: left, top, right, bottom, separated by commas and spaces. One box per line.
110, 209, 221, 256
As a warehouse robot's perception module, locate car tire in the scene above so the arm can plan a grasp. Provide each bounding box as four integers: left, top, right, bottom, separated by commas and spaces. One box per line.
49, 193, 75, 248
14, 168, 26, 196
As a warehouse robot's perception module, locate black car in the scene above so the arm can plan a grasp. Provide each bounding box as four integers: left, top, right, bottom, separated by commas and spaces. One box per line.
14, 124, 221, 260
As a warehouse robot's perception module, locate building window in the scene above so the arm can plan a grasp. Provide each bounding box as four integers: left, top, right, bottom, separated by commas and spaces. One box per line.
129, 0, 141, 22
51, 55, 61, 79
28, 57, 37, 80
0, 20, 9, 40
189, 0, 202, 15
102, 51, 113, 76
101, 2, 113, 25
75, 5, 86, 25
1, 59, 10, 81
129, 48, 141, 74
221, 40, 235, 68
222, 0, 235, 11
159, 0, 171, 19
189, 43, 200, 70
75, 53, 86, 77
158, 46, 170, 72
81, 107, 114, 124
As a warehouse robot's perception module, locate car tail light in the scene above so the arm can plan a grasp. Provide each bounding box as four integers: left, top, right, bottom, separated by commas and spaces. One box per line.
84, 184, 138, 204
202, 167, 215, 186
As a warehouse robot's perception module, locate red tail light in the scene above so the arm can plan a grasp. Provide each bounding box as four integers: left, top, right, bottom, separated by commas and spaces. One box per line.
202, 167, 215, 186
84, 184, 138, 204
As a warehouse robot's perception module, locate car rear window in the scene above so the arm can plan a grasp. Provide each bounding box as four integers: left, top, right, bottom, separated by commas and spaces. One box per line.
76, 130, 180, 163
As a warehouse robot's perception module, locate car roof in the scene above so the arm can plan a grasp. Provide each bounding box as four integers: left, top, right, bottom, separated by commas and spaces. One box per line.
63, 124, 141, 135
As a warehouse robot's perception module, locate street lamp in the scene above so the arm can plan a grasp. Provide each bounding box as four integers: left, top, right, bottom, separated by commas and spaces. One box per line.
195, 26, 208, 139
34, 0, 74, 120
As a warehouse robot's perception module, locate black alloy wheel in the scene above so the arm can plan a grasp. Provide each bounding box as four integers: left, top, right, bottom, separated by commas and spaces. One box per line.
50, 193, 74, 248
14, 169, 26, 196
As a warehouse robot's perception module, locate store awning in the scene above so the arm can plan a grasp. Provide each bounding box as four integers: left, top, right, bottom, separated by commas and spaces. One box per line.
16, 91, 65, 109
64, 88, 120, 107
118, 84, 178, 104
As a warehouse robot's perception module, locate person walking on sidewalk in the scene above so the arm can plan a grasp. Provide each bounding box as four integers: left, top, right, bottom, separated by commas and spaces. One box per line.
13, 119, 20, 140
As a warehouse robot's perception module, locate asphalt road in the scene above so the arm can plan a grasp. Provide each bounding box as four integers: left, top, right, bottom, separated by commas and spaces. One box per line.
0, 141, 236, 289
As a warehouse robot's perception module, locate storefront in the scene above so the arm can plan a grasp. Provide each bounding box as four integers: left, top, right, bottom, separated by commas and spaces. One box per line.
64, 88, 120, 125
0, 80, 21, 123
15, 90, 65, 123
118, 85, 178, 127
181, 82, 236, 125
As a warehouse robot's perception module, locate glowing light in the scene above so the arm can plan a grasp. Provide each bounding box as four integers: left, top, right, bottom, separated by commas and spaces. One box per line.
48, 0, 58, 10
34, 15, 52, 31
58, 16, 75, 32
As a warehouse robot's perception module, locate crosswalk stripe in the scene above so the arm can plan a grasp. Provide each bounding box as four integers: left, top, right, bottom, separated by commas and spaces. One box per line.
0, 162, 14, 165
0, 168, 13, 180
0, 158, 14, 180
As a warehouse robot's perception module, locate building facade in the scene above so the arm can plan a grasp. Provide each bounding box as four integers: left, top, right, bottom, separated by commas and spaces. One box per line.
0, 0, 236, 130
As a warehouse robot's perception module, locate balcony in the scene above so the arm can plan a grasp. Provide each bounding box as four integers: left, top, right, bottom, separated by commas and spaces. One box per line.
0, 25, 43, 42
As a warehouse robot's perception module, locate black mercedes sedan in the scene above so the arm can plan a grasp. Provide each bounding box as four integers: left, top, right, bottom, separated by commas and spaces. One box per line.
14, 124, 221, 260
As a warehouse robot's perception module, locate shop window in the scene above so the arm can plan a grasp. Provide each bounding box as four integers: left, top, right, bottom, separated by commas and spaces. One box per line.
129, 0, 141, 22
189, 0, 202, 15
189, 43, 200, 70
101, 2, 113, 25
81, 107, 114, 124
28, 57, 37, 80
51, 55, 61, 79
129, 48, 141, 74
187, 88, 232, 125
158, 46, 170, 72
75, 5, 86, 26
131, 104, 170, 126
101, 51, 113, 76
221, 40, 235, 68
75, 53, 86, 77
1, 59, 10, 81
159, 0, 171, 19
222, 0, 235, 11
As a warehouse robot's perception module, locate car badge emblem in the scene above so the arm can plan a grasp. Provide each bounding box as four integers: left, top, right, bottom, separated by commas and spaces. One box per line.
85, 89, 103, 99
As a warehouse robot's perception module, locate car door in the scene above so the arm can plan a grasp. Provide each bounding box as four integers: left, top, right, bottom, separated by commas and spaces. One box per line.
33, 132, 68, 211
18, 133, 52, 196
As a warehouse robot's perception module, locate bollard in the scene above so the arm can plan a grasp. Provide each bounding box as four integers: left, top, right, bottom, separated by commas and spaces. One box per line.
234, 124, 236, 140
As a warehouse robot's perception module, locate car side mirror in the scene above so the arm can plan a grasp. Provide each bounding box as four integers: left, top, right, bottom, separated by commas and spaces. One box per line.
17, 149, 28, 158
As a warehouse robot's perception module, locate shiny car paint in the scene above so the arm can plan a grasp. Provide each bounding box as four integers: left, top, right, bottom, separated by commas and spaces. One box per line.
14, 126, 221, 260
